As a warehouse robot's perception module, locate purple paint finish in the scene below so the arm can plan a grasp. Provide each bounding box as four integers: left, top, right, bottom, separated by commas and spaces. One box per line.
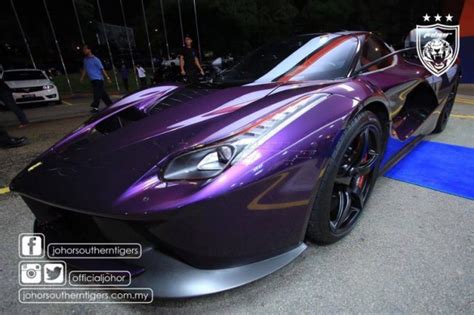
11, 32, 460, 272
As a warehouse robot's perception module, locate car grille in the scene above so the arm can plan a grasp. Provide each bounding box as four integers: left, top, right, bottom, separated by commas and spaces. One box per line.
12, 86, 44, 93
23, 196, 155, 245
23, 197, 149, 276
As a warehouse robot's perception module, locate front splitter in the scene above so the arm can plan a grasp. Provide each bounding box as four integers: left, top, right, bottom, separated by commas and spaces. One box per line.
131, 243, 307, 298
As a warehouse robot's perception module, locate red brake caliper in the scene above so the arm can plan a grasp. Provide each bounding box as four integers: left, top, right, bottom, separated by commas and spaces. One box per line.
356, 153, 368, 189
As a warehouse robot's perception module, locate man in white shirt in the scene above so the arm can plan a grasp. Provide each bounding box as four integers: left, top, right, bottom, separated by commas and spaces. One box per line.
136, 64, 147, 88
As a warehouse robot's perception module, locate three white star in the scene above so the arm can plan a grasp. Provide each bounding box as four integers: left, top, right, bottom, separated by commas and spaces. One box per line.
434, 14, 442, 22
445, 14, 453, 22
423, 14, 430, 22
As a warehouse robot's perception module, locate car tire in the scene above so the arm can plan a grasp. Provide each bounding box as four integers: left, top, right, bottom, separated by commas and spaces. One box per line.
306, 111, 385, 245
432, 79, 458, 134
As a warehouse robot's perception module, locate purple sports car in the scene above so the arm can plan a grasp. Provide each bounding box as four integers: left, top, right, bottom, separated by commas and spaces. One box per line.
11, 32, 460, 297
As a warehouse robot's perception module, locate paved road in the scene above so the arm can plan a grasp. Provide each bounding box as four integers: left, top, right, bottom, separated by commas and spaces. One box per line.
0, 101, 472, 313
0, 95, 122, 127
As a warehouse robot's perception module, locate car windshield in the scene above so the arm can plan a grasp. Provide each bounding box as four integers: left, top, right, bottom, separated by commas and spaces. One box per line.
212, 34, 358, 85
3, 70, 47, 81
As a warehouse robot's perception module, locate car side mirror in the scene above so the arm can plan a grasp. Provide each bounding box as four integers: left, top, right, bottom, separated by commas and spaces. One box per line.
404, 29, 417, 49
403, 28, 419, 59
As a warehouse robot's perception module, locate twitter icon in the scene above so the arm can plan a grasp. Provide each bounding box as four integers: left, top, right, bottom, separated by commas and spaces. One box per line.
43, 263, 65, 284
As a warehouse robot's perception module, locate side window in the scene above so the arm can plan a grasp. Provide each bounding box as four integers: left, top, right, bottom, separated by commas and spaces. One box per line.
360, 36, 393, 72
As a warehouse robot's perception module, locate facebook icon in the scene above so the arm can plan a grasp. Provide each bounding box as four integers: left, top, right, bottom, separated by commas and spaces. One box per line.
20, 233, 44, 258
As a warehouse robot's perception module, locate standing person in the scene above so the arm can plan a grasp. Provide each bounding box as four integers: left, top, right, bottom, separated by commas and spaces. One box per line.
136, 64, 147, 88
0, 78, 29, 128
152, 66, 162, 85
80, 44, 113, 113
119, 62, 129, 92
179, 34, 205, 84
0, 126, 27, 148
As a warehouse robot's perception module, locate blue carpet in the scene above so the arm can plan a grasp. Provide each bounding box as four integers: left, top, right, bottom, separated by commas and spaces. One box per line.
385, 141, 474, 200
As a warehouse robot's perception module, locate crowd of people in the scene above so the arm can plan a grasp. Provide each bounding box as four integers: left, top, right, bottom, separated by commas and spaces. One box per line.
81, 34, 204, 113
0, 34, 206, 149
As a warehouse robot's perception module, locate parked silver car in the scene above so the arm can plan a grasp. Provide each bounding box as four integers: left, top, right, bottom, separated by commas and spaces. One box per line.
0, 69, 60, 107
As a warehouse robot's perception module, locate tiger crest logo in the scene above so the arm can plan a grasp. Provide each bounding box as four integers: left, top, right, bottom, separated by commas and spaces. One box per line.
416, 18, 459, 77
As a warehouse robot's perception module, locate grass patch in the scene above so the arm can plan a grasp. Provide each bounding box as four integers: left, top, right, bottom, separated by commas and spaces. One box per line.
52, 72, 143, 96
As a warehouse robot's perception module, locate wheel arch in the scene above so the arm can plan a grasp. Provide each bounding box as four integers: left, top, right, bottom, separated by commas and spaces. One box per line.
361, 101, 390, 133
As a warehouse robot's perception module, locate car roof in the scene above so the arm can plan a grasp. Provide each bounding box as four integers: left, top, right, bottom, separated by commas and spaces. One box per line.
334, 30, 371, 35
297, 31, 371, 38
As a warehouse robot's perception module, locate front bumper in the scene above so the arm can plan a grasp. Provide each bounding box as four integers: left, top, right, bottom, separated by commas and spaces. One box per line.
12, 87, 59, 104
26, 196, 306, 298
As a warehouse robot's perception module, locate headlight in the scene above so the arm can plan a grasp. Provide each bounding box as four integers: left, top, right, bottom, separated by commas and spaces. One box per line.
163, 93, 328, 180
163, 145, 235, 180
43, 84, 55, 90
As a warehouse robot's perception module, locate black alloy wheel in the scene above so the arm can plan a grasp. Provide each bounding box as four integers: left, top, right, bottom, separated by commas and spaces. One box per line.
306, 111, 385, 244
329, 125, 380, 233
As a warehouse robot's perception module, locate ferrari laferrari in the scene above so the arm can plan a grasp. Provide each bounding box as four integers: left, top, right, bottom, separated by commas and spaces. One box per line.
11, 31, 460, 297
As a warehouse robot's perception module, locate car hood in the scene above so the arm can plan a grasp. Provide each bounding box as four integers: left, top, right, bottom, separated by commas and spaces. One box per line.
5, 79, 52, 88
11, 80, 352, 217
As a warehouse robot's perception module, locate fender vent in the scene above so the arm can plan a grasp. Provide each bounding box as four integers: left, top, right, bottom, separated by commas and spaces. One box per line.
94, 106, 148, 134
149, 87, 214, 114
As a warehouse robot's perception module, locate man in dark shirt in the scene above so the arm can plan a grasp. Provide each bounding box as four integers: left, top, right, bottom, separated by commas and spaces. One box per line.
179, 35, 204, 84
0, 79, 29, 127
